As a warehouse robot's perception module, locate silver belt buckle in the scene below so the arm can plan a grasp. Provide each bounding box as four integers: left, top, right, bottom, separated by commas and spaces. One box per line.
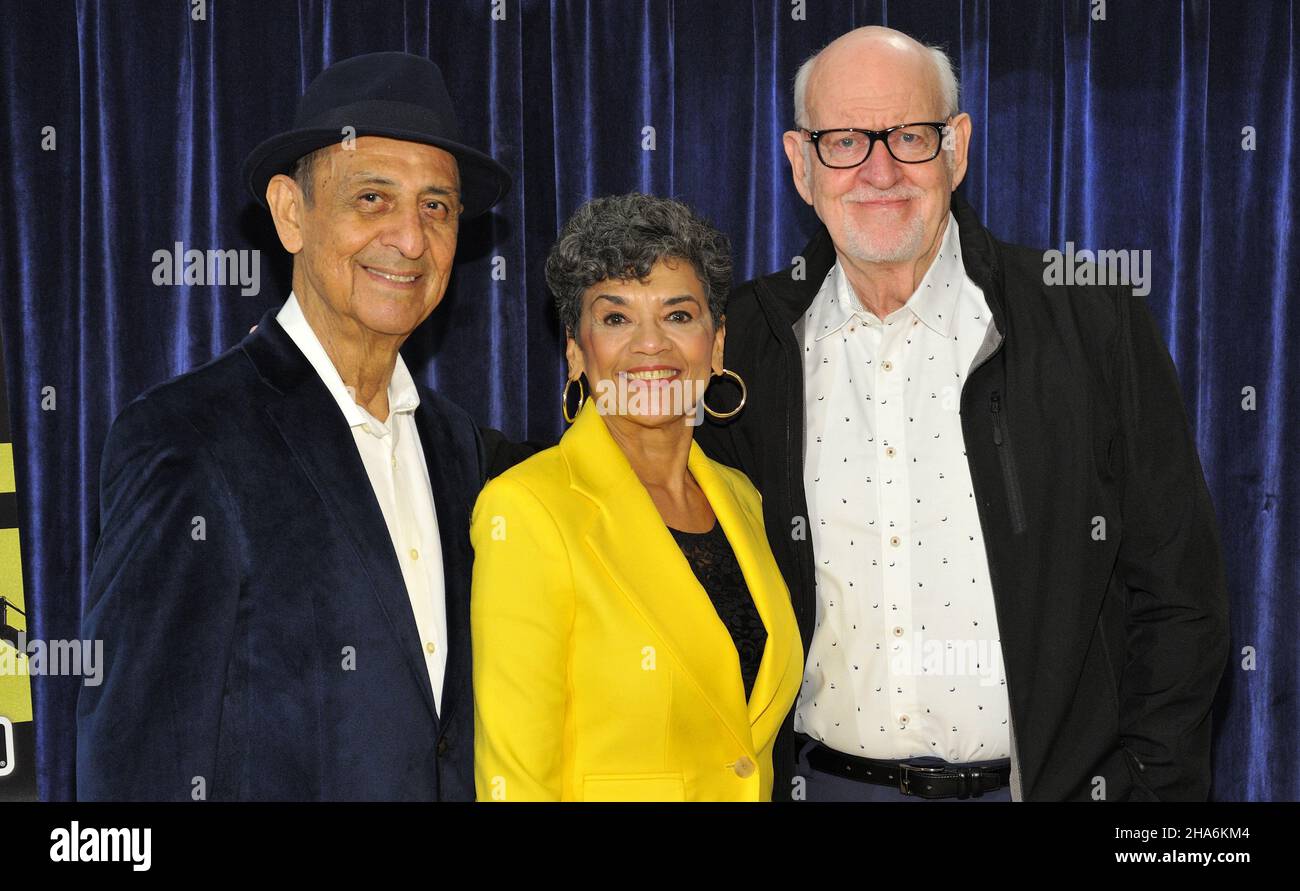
897, 761, 946, 796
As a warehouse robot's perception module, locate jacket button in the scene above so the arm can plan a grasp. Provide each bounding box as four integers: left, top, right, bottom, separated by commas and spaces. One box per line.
733, 756, 756, 778
437, 737, 450, 756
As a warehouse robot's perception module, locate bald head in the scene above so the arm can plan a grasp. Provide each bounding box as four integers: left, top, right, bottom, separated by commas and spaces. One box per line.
793, 26, 958, 130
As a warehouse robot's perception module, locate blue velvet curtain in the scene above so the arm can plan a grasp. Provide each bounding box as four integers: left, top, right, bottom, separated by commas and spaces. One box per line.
0, 0, 1294, 801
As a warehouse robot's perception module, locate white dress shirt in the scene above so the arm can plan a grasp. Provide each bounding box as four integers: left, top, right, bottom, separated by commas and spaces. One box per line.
795, 213, 1011, 763
277, 293, 448, 713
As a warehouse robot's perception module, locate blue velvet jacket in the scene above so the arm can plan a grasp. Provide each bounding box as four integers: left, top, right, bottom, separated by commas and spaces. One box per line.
76, 307, 490, 801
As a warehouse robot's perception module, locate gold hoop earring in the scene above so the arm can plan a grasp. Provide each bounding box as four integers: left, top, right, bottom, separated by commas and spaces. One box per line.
562, 376, 587, 424
702, 368, 746, 420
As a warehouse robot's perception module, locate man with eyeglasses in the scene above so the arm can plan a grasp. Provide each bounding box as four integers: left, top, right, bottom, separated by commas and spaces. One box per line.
694, 25, 1228, 801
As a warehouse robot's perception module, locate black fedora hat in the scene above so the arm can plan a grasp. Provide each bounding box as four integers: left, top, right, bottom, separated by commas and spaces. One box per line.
242, 51, 510, 218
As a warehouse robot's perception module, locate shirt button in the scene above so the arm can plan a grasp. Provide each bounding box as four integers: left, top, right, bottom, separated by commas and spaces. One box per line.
733, 756, 756, 778
409, 548, 419, 560
390, 454, 397, 468
881, 360, 894, 372
899, 714, 910, 726
885, 446, 897, 458
889, 535, 902, 547
892, 626, 905, 637
425, 641, 436, 655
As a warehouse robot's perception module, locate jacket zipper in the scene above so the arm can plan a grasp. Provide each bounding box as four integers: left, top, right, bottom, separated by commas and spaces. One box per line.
955, 253, 1027, 797
990, 391, 1027, 535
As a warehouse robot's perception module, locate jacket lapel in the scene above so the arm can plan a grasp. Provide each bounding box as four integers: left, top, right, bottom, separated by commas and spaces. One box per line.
563, 400, 766, 755
241, 310, 440, 725
410, 397, 472, 730
686, 449, 795, 746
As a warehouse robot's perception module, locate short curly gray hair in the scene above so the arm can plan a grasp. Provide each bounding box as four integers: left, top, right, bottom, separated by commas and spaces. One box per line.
545, 193, 732, 336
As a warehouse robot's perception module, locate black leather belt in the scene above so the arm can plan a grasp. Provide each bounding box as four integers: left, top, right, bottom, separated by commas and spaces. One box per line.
804, 741, 1011, 799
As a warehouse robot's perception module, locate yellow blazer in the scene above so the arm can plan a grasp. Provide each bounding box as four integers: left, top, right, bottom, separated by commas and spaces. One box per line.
470, 399, 802, 801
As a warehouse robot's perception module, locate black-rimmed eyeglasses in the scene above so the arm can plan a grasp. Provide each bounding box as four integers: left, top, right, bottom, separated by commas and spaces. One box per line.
801, 121, 950, 167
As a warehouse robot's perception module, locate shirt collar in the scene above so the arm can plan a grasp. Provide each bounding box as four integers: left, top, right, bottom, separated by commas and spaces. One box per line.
275, 292, 421, 436
810, 211, 965, 342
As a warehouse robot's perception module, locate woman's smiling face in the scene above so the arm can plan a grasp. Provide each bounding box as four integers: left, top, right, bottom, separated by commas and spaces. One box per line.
566, 257, 724, 428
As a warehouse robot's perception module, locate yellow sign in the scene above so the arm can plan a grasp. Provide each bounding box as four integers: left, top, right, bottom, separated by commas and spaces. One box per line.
0, 442, 31, 723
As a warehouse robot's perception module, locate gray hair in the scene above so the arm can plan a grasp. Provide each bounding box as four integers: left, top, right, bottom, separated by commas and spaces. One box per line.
545, 193, 732, 336
792, 36, 960, 128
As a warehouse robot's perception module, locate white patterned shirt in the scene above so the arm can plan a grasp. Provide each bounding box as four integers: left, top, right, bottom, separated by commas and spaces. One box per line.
794, 213, 1011, 762
277, 292, 448, 713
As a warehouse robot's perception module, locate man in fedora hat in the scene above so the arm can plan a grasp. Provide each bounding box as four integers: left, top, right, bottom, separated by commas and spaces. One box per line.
77, 51, 515, 800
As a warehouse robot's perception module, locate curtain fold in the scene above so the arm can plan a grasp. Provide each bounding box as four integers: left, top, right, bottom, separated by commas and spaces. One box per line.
0, 0, 1293, 801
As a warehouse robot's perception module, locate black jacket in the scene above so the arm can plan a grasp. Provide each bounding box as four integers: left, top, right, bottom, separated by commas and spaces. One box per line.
694, 193, 1230, 801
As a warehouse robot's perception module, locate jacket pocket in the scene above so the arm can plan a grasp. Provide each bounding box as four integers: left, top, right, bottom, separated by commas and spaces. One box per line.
990, 391, 1027, 535
1120, 746, 1160, 802
582, 772, 686, 802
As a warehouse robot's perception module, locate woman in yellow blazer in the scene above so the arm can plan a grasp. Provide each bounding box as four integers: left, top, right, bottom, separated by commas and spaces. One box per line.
470, 194, 802, 801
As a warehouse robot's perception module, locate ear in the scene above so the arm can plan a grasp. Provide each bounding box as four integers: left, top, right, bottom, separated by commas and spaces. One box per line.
266, 173, 306, 255
946, 112, 973, 191
711, 317, 726, 376
782, 130, 814, 206
564, 333, 585, 379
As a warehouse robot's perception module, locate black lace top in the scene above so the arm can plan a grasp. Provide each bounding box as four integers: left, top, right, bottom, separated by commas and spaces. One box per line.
667, 521, 768, 701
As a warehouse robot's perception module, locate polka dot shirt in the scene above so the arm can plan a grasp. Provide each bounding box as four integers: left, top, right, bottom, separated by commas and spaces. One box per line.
793, 213, 1012, 763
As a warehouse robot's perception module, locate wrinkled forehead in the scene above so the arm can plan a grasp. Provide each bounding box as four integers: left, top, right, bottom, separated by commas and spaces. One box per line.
806, 50, 944, 128
318, 136, 461, 187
